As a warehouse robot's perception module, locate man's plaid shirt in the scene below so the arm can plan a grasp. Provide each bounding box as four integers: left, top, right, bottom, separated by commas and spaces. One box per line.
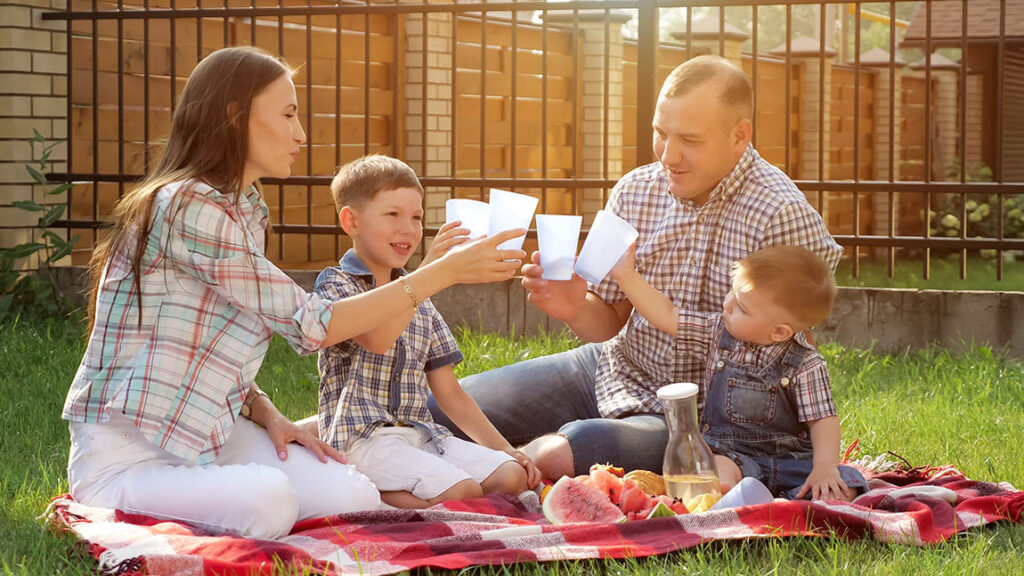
592, 145, 842, 419
315, 250, 463, 452
63, 179, 333, 465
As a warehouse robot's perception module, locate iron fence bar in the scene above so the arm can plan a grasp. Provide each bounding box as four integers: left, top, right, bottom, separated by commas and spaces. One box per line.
958, 0, 967, 278
685, 5, 691, 59
143, 0, 150, 172
511, 4, 518, 192
852, 2, 860, 276
924, 0, 932, 280
479, 7, 487, 199
570, 9, 578, 212
817, 3, 824, 224
92, 0, 98, 224
451, 2, 459, 209
170, 0, 177, 110
278, 10, 284, 259
65, 0, 73, 244
47, 172, 1024, 195
364, 10, 371, 157
635, 0, 656, 168
195, 0, 201, 62
784, 4, 791, 176
118, 0, 124, 209
603, 7, 610, 193
996, 0, 1006, 280
541, 3, 549, 210
750, 5, 757, 146
887, 0, 895, 277
306, 0, 313, 262
336, 5, 343, 262
718, 5, 725, 61
250, 0, 256, 44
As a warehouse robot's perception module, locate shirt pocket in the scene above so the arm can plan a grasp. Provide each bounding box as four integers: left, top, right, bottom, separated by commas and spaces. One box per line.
725, 376, 777, 426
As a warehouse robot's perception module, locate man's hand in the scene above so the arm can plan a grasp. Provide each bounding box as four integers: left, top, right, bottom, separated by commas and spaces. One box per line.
796, 464, 851, 501
521, 251, 589, 322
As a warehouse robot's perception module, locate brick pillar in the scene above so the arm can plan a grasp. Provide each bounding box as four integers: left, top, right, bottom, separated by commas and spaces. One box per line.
672, 16, 749, 68
771, 38, 835, 216
545, 10, 631, 226
0, 0, 68, 268
400, 0, 454, 227
861, 49, 904, 237
911, 53, 960, 181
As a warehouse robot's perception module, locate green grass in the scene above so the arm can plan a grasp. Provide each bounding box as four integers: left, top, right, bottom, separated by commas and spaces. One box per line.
836, 253, 1024, 291
2, 314, 1022, 575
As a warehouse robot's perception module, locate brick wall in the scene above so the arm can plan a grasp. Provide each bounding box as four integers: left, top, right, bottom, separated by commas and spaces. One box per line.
0, 0, 68, 269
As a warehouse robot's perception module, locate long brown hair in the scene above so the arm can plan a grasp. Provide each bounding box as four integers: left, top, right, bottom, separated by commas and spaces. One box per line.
87, 46, 294, 331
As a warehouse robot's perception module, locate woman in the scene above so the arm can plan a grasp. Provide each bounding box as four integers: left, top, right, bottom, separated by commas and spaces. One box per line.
63, 46, 524, 539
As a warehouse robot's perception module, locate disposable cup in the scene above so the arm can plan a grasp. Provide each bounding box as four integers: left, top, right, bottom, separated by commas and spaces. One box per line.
709, 477, 774, 510
445, 198, 490, 239
487, 189, 539, 252
536, 214, 583, 281
573, 210, 639, 284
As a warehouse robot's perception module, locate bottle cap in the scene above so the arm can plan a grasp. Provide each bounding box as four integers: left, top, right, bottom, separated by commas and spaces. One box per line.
656, 382, 699, 401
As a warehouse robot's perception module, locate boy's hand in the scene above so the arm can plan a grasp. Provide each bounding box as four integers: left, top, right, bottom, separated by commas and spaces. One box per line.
422, 220, 471, 266
508, 448, 543, 489
796, 464, 851, 501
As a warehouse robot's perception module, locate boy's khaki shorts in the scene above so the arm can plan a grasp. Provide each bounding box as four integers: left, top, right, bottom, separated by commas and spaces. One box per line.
346, 425, 513, 500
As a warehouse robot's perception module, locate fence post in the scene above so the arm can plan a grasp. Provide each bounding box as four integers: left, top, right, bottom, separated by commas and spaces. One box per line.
862, 49, 903, 240
673, 15, 749, 68
399, 0, 454, 226
547, 10, 631, 225
0, 0, 69, 267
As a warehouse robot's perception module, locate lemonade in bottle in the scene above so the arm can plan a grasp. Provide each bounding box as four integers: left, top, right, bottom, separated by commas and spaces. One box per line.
657, 383, 720, 510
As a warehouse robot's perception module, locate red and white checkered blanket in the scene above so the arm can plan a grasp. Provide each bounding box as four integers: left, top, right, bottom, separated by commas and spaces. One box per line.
48, 467, 1023, 576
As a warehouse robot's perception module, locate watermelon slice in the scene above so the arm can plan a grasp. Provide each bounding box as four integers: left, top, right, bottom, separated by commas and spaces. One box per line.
645, 500, 677, 519
542, 476, 627, 524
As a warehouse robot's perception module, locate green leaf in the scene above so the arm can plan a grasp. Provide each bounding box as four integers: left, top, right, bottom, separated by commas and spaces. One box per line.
40, 150, 51, 166
47, 182, 73, 196
3, 243, 44, 260
40, 204, 66, 227
43, 140, 61, 152
67, 233, 81, 248
31, 129, 45, 143
48, 242, 75, 263
12, 200, 46, 212
25, 164, 47, 184
42, 230, 67, 248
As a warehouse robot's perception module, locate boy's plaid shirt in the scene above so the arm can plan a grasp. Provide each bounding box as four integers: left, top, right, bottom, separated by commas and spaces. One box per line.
315, 250, 463, 452
63, 180, 333, 465
591, 145, 843, 419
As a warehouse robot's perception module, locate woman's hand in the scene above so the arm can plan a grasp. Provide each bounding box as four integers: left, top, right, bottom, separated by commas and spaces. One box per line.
422, 220, 471, 266
434, 228, 526, 285
264, 413, 348, 465
507, 448, 543, 489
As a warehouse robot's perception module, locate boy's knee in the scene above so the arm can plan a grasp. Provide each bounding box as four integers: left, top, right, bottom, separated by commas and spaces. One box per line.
522, 435, 574, 480
440, 478, 484, 502
482, 461, 528, 496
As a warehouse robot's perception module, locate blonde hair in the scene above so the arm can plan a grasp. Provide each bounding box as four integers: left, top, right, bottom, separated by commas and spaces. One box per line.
661, 55, 753, 124
330, 155, 422, 211
731, 246, 837, 329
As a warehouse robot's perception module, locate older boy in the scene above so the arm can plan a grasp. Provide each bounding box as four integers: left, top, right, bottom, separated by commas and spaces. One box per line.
315, 155, 540, 509
611, 245, 866, 500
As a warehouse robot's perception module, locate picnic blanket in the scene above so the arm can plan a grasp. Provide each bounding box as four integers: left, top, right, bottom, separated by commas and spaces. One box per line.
47, 465, 1023, 576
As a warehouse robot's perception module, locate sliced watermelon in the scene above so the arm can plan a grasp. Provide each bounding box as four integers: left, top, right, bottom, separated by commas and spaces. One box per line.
542, 476, 627, 524
617, 478, 653, 515
645, 500, 677, 519
587, 466, 625, 505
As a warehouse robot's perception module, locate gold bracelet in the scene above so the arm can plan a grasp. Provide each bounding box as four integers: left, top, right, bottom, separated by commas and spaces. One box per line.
398, 276, 418, 308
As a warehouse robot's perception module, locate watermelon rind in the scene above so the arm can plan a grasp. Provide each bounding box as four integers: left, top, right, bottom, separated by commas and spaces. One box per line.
542, 476, 628, 524
645, 500, 677, 520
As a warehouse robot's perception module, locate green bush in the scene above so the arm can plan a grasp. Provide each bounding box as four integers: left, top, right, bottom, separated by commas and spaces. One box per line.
0, 130, 80, 323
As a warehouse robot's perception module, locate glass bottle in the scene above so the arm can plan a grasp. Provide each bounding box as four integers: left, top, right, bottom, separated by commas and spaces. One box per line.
657, 382, 720, 502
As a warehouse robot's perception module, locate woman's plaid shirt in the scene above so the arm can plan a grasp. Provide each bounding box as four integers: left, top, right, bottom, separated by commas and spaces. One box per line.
592, 145, 842, 419
62, 180, 333, 465
315, 250, 463, 452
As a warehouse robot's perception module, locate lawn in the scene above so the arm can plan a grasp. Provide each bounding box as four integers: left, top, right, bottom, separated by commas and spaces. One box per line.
836, 253, 1024, 291
1, 313, 1022, 575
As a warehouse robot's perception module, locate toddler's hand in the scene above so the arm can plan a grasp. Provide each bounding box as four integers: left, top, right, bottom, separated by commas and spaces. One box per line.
508, 449, 543, 489
796, 464, 851, 501
422, 220, 471, 265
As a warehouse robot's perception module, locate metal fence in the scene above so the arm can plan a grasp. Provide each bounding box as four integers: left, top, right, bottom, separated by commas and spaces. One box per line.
42, 0, 1024, 280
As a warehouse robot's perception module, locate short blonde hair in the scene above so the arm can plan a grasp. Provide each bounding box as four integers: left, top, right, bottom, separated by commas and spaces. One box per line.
661, 55, 753, 123
731, 246, 837, 329
330, 155, 422, 211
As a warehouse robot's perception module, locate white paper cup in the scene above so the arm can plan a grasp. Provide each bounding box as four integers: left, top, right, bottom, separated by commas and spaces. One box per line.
445, 198, 490, 239
573, 210, 639, 285
709, 477, 774, 510
536, 214, 583, 281
487, 189, 539, 252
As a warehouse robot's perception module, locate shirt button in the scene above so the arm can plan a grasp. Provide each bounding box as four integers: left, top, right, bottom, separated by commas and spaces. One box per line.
716, 360, 725, 369
689, 258, 698, 266
780, 377, 790, 388
702, 423, 710, 432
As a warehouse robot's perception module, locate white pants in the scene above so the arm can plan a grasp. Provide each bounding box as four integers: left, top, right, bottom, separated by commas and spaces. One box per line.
67, 413, 380, 540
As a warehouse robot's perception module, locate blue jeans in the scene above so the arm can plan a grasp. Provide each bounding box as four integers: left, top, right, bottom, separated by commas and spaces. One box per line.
428, 343, 669, 475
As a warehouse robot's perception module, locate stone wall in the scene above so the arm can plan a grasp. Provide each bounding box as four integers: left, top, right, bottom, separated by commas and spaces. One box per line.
52, 266, 1024, 357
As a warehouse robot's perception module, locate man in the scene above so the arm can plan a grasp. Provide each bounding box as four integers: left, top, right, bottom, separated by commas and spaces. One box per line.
430, 55, 842, 479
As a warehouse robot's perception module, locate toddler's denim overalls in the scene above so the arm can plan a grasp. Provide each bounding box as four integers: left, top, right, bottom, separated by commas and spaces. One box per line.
701, 329, 867, 498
